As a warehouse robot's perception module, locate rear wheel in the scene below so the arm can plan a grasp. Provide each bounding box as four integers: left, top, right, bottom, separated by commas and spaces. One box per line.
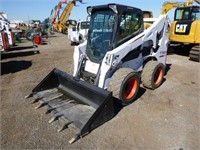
108, 68, 140, 105
26, 31, 32, 40
141, 61, 165, 90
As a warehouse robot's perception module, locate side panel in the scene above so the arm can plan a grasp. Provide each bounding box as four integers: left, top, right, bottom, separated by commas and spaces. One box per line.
169, 20, 200, 44
99, 15, 169, 89
194, 21, 200, 43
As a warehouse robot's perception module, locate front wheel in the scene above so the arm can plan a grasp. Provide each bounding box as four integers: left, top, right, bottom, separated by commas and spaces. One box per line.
141, 61, 165, 90
26, 31, 32, 41
108, 68, 140, 105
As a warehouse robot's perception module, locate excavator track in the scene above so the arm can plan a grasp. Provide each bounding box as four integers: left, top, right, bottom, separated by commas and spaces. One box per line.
189, 45, 200, 62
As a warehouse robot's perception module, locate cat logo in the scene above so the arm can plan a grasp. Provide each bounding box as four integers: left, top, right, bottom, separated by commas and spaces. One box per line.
175, 24, 188, 33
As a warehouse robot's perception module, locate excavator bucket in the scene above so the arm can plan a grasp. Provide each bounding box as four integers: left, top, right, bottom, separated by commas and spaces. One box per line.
25, 68, 114, 143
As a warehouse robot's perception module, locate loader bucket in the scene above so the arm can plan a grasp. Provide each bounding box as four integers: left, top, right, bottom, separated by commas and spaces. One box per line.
26, 68, 114, 143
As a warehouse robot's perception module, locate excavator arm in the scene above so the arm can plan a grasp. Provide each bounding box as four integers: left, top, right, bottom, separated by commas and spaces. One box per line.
56, 1, 75, 33
52, 0, 67, 25
181, 0, 200, 6
55, 0, 82, 34
161, 2, 181, 14
161, 0, 200, 14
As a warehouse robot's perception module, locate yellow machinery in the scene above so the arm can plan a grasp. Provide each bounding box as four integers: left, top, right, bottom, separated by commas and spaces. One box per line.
143, 11, 154, 29
161, 1, 182, 14
54, 0, 82, 34
169, 0, 200, 61
143, 11, 153, 18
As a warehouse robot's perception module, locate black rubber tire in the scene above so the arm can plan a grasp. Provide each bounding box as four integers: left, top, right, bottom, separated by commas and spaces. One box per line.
189, 45, 200, 62
26, 31, 32, 40
141, 61, 165, 90
108, 68, 140, 105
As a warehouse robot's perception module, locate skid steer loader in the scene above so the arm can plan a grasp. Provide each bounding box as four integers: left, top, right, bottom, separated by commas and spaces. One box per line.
26, 4, 169, 143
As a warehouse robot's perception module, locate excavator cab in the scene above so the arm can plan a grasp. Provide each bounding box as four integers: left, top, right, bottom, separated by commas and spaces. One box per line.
170, 5, 200, 40
169, 5, 200, 61
173, 6, 200, 35
174, 6, 200, 21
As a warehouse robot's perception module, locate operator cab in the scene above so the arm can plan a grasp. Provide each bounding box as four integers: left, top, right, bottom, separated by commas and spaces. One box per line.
173, 6, 200, 35
174, 6, 200, 21
86, 4, 143, 63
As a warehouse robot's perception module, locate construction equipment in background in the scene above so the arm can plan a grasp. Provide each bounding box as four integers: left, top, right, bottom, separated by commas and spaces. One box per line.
143, 11, 153, 18
169, 0, 200, 62
143, 11, 155, 29
0, 30, 10, 51
0, 12, 15, 51
68, 20, 90, 45
52, 0, 83, 34
143, 1, 181, 29
26, 3, 170, 143
160, 1, 182, 14
48, 0, 68, 35
0, 20, 10, 51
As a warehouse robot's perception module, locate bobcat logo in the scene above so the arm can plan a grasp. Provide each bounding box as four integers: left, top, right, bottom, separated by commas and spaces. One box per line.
175, 24, 188, 33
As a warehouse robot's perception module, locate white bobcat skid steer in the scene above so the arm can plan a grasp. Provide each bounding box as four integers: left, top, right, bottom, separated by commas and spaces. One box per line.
74, 4, 169, 104
26, 4, 169, 143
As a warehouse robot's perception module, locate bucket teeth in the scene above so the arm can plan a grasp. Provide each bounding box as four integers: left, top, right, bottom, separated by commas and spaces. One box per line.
44, 100, 74, 114
48, 114, 62, 124
69, 134, 80, 144
45, 107, 55, 114
57, 121, 73, 132
25, 93, 34, 99
35, 102, 46, 110
31, 98, 41, 104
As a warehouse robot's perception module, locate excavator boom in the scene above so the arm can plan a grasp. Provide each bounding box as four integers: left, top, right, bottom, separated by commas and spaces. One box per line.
161, 2, 181, 14
182, 0, 200, 6
55, 0, 83, 34
160, 0, 200, 15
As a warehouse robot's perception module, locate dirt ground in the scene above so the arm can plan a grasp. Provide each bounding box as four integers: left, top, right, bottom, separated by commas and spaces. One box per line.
1, 33, 199, 150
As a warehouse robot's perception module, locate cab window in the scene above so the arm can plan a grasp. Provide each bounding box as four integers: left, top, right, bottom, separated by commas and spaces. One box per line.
116, 11, 142, 47
191, 8, 200, 20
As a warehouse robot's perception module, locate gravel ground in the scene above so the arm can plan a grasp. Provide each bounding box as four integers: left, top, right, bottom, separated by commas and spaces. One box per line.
1, 33, 199, 150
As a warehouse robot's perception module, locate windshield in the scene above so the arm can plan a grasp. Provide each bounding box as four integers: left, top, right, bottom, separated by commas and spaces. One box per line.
174, 7, 200, 21
86, 10, 115, 63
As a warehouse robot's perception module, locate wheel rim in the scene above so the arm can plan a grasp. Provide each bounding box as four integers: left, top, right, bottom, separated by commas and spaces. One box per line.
154, 67, 163, 85
124, 77, 138, 100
